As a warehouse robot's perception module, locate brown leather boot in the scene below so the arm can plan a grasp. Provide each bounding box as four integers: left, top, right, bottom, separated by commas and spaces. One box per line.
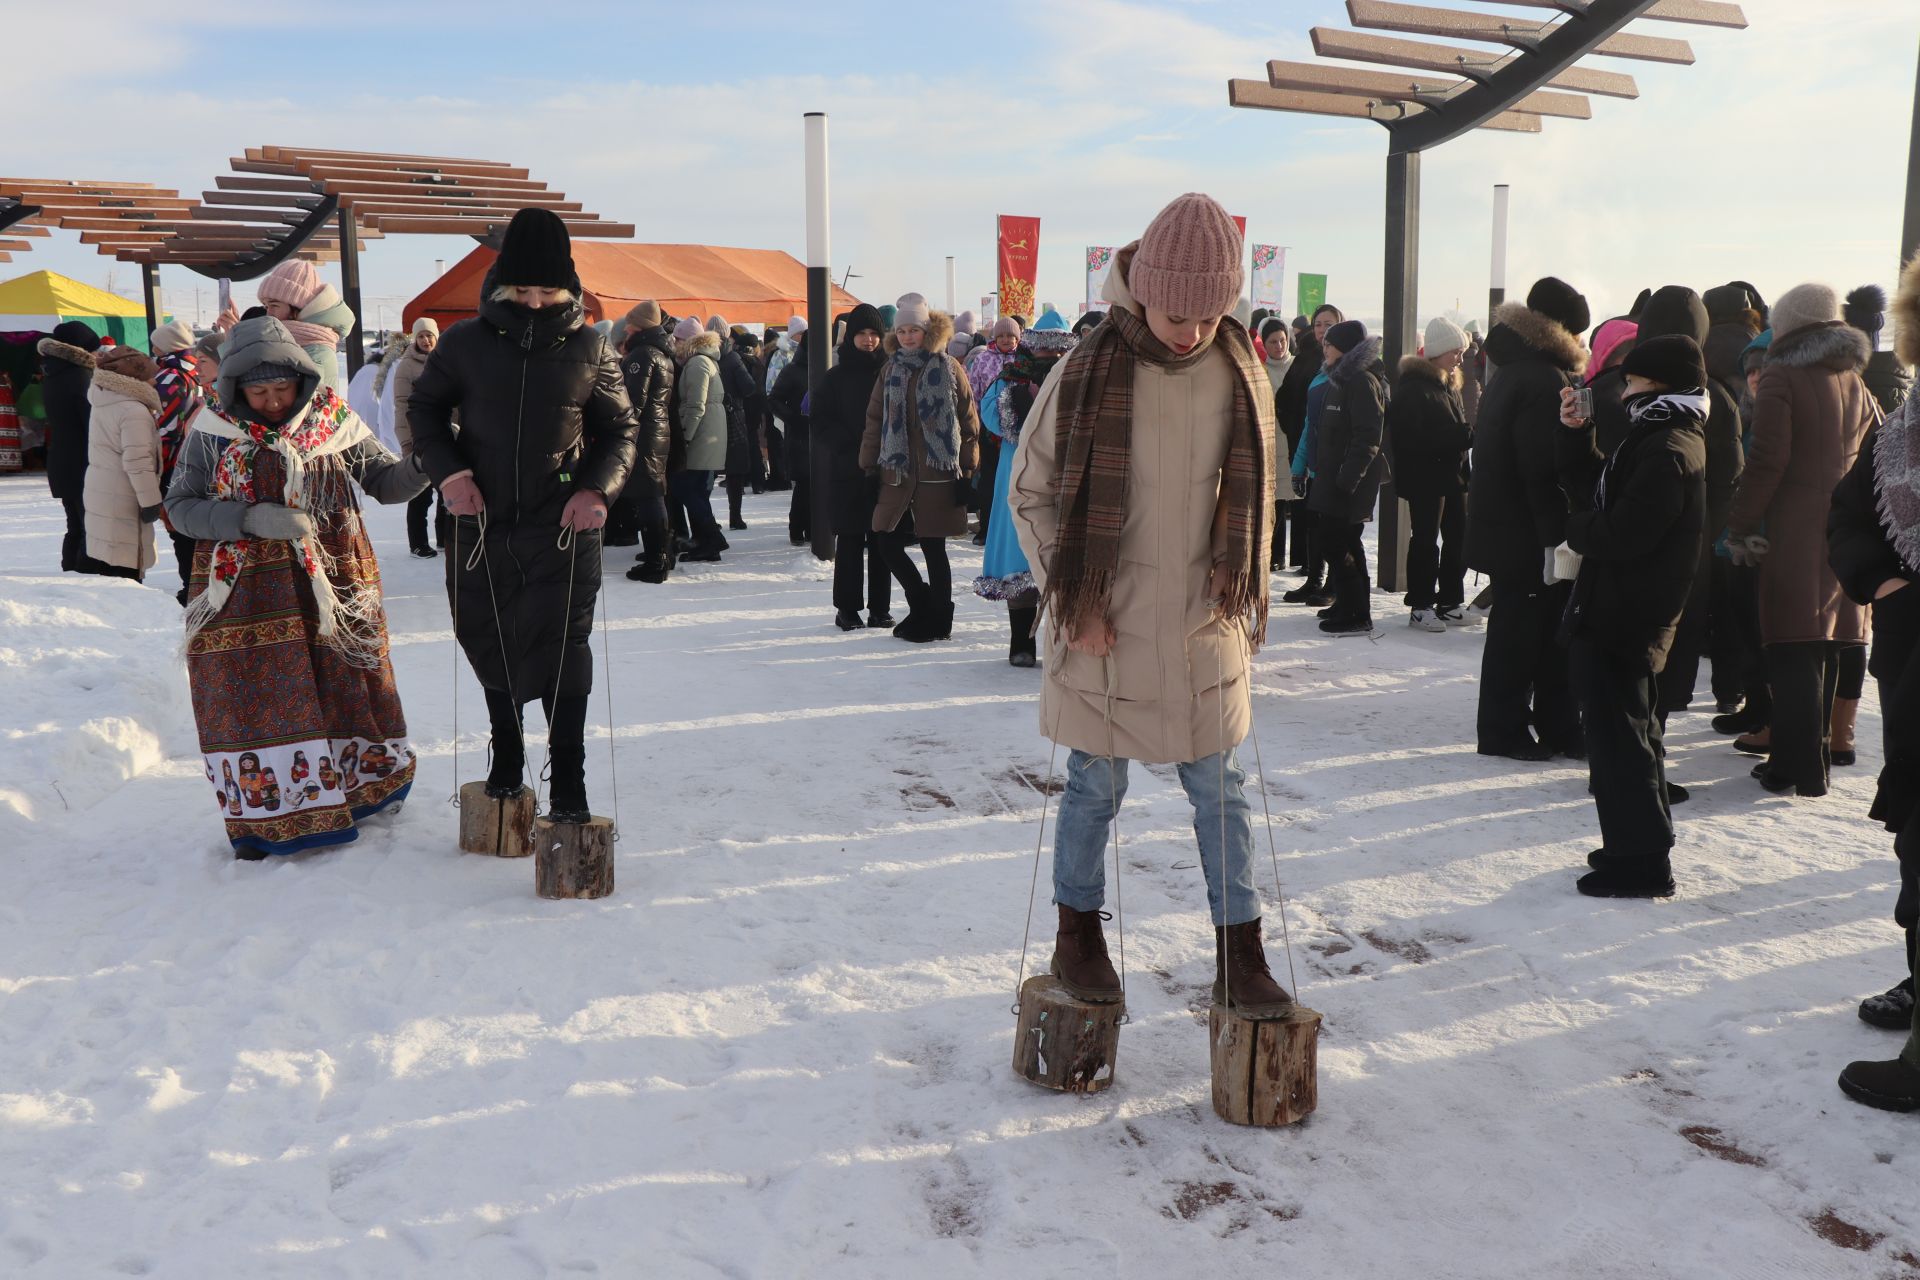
1214, 919, 1294, 1019
1049, 904, 1122, 1003
1833, 697, 1860, 767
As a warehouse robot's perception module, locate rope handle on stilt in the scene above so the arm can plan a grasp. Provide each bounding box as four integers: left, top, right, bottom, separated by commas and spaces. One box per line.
1238, 616, 1301, 994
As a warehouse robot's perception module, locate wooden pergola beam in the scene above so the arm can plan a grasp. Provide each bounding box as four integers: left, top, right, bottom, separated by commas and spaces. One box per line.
1266, 58, 1591, 117
357, 214, 636, 236
1480, 0, 1745, 26
1346, 0, 1695, 64
1309, 27, 1640, 97
1227, 79, 1543, 132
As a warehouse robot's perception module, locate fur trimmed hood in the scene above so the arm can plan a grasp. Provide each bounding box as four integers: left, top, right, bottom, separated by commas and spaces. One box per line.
87, 367, 161, 413
884, 310, 955, 357
36, 337, 98, 370
1766, 321, 1870, 374
675, 330, 723, 363
1895, 255, 1920, 369
1398, 353, 1461, 389
1489, 300, 1588, 375
1327, 335, 1384, 385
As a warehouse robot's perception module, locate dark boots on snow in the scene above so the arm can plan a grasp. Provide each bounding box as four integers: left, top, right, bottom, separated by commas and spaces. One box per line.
1213, 919, 1294, 1018
1281, 578, 1325, 605
893, 587, 953, 643
485, 692, 526, 798
1577, 853, 1675, 898
1008, 604, 1038, 668
1839, 1056, 1920, 1112
545, 743, 589, 825
1050, 904, 1123, 1003
835, 609, 864, 631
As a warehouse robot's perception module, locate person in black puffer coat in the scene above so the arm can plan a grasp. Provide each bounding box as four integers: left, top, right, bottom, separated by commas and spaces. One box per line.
615, 302, 677, 583
1831, 257, 1920, 1091
707, 316, 763, 529
769, 329, 812, 546
1275, 309, 1331, 571
37, 321, 111, 574
1558, 336, 1709, 899
1388, 316, 1472, 629
1467, 277, 1591, 761
1309, 319, 1389, 634
1831, 256, 1920, 1112
815, 304, 893, 630
406, 209, 640, 824
1701, 283, 1767, 716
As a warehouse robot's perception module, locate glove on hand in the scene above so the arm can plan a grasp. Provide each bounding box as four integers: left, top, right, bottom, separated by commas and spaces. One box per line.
138, 504, 162, 524
241, 503, 315, 542
1291, 474, 1307, 500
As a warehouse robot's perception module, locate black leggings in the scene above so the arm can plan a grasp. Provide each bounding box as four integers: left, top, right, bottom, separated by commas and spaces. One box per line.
878, 531, 950, 601
1839, 643, 1867, 700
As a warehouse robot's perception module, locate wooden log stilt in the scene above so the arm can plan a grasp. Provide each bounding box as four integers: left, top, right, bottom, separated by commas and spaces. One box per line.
533, 815, 615, 899
457, 782, 535, 858
1209, 1003, 1322, 1126
1012, 974, 1123, 1093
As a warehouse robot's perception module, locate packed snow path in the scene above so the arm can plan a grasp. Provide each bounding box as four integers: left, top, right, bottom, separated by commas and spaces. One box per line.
1, 473, 1915, 1277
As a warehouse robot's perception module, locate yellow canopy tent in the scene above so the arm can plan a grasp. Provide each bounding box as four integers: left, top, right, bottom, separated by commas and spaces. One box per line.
0, 270, 158, 351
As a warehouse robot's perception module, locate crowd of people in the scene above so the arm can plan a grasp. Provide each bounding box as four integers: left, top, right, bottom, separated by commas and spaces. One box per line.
24, 194, 1920, 1112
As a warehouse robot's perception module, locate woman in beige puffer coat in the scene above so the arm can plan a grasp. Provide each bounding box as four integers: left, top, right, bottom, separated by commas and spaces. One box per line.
1009, 192, 1291, 1025
83, 346, 164, 580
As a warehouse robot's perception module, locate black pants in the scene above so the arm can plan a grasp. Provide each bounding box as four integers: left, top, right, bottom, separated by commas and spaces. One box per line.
406, 487, 444, 551
1576, 640, 1673, 859
1478, 576, 1578, 752
1839, 643, 1867, 700
1723, 561, 1770, 719
58, 491, 118, 576
1707, 555, 1745, 707
1324, 519, 1370, 620
170, 529, 196, 596
833, 530, 892, 616
1295, 496, 1325, 584
878, 530, 950, 602
483, 687, 589, 802
764, 422, 789, 488
1404, 493, 1466, 611
789, 474, 812, 542
1655, 549, 1710, 723
670, 469, 721, 548
1270, 500, 1290, 568
1764, 640, 1842, 793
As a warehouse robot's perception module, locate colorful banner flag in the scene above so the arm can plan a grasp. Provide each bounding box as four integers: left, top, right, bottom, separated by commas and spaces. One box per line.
1251, 245, 1286, 311
1297, 272, 1328, 318
1085, 246, 1117, 312
996, 215, 1041, 322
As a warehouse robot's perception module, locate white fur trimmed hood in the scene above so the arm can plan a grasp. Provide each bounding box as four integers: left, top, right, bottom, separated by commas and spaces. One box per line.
87, 367, 161, 413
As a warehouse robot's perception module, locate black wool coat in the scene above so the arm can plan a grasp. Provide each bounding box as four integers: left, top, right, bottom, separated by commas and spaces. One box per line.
407, 274, 640, 700
815, 341, 887, 537
1829, 419, 1920, 833
1308, 338, 1391, 525
1466, 303, 1588, 580
37, 341, 95, 500
1274, 338, 1322, 460
1386, 356, 1469, 501
1560, 405, 1708, 674
770, 336, 811, 474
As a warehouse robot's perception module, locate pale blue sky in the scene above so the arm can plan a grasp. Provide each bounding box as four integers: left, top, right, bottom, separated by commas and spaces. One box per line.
12, 1, 1916, 336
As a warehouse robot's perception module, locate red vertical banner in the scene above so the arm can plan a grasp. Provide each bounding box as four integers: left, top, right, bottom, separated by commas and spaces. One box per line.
1231, 215, 1247, 240
996, 215, 1041, 321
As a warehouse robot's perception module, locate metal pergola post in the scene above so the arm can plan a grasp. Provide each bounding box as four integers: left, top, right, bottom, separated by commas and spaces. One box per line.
140, 264, 161, 340
1378, 148, 1421, 592
1904, 38, 1920, 268
337, 208, 364, 379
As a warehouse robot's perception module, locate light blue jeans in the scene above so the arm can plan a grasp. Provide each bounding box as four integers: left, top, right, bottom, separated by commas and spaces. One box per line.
1052, 749, 1260, 927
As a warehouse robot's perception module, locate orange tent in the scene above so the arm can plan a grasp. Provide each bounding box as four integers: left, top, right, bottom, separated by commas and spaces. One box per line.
403, 243, 860, 332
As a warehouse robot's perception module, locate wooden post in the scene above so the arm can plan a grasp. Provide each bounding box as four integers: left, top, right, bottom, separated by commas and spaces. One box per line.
457, 782, 535, 858
533, 816, 615, 899
1209, 1003, 1321, 1126
1011, 975, 1123, 1093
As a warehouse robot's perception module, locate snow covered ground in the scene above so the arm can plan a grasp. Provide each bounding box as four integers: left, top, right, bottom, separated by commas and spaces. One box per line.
2, 470, 1917, 1278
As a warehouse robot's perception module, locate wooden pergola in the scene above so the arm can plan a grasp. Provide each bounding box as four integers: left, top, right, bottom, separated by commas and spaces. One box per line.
1227, 0, 1746, 588
5, 149, 634, 376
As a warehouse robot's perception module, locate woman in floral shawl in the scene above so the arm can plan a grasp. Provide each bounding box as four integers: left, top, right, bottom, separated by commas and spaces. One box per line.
166, 317, 429, 858
973, 309, 1075, 667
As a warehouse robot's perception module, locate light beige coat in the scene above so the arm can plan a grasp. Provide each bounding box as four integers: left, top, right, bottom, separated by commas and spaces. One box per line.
83, 369, 164, 572
1009, 267, 1267, 765
390, 344, 430, 454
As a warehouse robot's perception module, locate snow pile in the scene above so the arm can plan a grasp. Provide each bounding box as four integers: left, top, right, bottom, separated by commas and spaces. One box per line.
0, 498, 194, 843
0, 472, 1916, 1276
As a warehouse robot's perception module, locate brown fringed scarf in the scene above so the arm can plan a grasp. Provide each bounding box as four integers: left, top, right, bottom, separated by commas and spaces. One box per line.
1046, 298, 1276, 644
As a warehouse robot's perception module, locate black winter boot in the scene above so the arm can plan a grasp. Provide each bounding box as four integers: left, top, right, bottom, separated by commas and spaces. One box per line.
728, 490, 747, 531
1008, 604, 1038, 668
1576, 855, 1676, 898
891, 583, 931, 641
484, 690, 525, 797
1213, 919, 1294, 1018
1839, 1057, 1920, 1111
1280, 578, 1324, 604
1050, 904, 1123, 1003
1860, 979, 1916, 1030
545, 744, 590, 825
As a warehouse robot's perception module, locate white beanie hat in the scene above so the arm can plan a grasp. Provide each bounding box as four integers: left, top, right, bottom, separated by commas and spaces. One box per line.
411, 316, 440, 340
894, 293, 931, 329
1423, 315, 1469, 359
149, 318, 195, 355
786, 314, 808, 338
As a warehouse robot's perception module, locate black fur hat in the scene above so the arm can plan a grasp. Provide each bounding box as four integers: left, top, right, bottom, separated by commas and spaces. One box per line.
1528, 276, 1592, 336
1843, 284, 1888, 339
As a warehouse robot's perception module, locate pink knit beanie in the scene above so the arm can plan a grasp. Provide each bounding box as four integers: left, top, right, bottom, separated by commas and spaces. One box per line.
1127, 193, 1243, 319
256, 260, 324, 311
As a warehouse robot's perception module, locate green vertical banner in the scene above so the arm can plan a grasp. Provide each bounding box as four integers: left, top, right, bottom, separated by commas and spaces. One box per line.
1297, 273, 1327, 317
